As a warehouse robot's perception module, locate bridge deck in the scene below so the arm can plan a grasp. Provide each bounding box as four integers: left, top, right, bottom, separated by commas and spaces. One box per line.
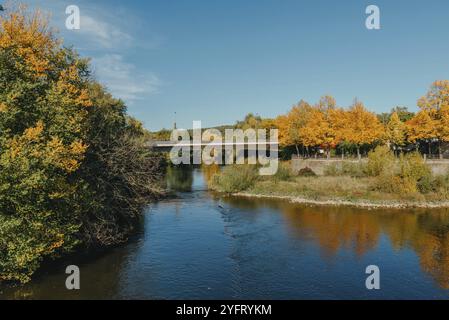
149, 141, 279, 148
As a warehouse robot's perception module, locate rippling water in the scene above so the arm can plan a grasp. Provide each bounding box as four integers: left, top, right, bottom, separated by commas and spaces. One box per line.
2, 167, 449, 299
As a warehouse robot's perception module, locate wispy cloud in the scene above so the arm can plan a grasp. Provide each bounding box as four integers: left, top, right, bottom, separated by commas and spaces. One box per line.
23, 0, 163, 103
77, 14, 134, 50
93, 54, 161, 102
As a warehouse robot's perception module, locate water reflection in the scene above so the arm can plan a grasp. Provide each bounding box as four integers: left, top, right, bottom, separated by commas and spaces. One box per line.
0, 243, 142, 299
201, 164, 220, 188
166, 166, 194, 192
223, 196, 449, 290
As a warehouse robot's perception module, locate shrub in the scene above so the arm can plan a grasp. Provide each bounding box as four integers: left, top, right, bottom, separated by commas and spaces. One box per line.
417, 172, 449, 195
212, 165, 259, 193
417, 174, 434, 194
366, 145, 395, 177
373, 152, 431, 195
400, 152, 431, 183
298, 167, 317, 177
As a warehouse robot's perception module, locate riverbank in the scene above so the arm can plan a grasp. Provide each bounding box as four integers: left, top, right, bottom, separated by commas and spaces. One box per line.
209, 151, 449, 209
231, 176, 449, 209
233, 191, 449, 209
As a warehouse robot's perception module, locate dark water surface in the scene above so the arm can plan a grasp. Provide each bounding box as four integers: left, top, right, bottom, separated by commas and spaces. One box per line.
2, 167, 449, 299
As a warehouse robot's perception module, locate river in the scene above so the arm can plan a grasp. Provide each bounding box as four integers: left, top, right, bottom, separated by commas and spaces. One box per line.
2, 167, 449, 299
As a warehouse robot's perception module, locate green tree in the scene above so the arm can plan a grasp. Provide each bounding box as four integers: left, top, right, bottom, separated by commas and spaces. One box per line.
0, 6, 165, 282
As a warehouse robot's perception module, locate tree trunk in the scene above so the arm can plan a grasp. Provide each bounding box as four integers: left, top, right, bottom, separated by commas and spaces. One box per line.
295, 144, 300, 157
428, 141, 432, 159
439, 140, 443, 159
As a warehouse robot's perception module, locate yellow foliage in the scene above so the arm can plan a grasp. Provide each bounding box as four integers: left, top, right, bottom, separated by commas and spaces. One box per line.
6, 122, 87, 173
0, 5, 56, 77
413, 80, 449, 147
386, 112, 407, 147
276, 97, 383, 156
440, 106, 449, 142
328, 107, 348, 145
418, 80, 449, 114
23, 120, 44, 141
406, 110, 437, 143
275, 114, 292, 147
343, 101, 384, 146
300, 107, 329, 147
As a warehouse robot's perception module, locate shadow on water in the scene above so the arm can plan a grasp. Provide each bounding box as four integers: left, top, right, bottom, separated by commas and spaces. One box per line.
0, 221, 146, 300
2, 166, 449, 299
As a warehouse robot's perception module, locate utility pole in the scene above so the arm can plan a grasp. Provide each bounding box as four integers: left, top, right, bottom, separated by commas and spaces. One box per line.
173, 112, 177, 130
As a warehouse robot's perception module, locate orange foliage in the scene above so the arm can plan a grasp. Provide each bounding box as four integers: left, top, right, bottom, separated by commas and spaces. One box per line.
276, 97, 384, 156
0, 5, 56, 77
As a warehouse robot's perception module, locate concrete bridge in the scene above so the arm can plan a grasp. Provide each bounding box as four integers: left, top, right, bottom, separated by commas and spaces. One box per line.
148, 140, 278, 150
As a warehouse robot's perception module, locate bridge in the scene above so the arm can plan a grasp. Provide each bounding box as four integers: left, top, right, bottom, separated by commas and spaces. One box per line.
148, 140, 278, 150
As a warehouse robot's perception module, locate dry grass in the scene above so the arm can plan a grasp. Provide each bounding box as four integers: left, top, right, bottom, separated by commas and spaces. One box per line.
248, 176, 430, 203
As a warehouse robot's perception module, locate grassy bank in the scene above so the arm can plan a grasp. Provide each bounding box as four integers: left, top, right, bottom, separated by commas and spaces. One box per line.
210, 147, 449, 209
239, 177, 449, 209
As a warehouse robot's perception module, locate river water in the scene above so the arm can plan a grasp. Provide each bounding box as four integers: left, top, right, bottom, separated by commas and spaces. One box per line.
2, 167, 449, 299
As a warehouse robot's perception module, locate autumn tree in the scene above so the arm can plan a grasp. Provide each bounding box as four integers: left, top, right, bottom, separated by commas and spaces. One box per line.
276, 100, 313, 156
417, 80, 449, 158
0, 5, 164, 282
316, 96, 338, 158
406, 110, 437, 155
328, 107, 348, 150
440, 105, 449, 148
0, 6, 91, 282
385, 112, 407, 154
342, 100, 384, 159
299, 96, 339, 158
275, 114, 292, 148
299, 106, 328, 154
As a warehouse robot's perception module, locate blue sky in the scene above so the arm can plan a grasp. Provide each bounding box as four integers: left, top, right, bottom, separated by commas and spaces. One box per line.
23, 0, 449, 130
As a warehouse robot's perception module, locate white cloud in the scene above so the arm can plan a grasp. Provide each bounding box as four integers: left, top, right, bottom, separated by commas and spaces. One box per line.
23, 0, 163, 103
77, 14, 134, 49
93, 54, 161, 102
